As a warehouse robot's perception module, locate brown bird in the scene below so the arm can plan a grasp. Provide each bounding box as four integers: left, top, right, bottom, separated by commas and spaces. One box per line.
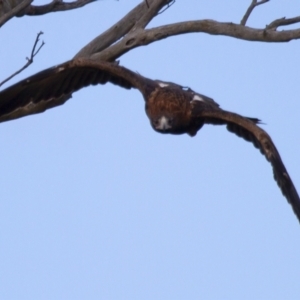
0, 58, 299, 223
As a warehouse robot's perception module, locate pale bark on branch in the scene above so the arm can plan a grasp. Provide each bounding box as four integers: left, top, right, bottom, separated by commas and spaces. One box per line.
75, 0, 300, 62
0, 0, 32, 27
74, 0, 172, 58
90, 20, 300, 62
266, 16, 300, 30
0, 0, 96, 27
23, 0, 96, 16
240, 0, 269, 26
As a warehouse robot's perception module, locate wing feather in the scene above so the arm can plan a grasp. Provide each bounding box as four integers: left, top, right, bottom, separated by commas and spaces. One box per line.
0, 59, 144, 122
193, 108, 300, 223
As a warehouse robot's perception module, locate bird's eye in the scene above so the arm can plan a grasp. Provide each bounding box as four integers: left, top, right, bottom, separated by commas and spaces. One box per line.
153, 120, 160, 127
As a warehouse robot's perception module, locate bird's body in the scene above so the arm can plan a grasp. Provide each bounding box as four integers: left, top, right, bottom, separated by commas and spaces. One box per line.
0, 58, 299, 223
146, 83, 196, 135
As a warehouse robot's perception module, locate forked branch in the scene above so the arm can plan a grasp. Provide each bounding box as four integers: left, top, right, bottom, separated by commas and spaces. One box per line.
240, 0, 269, 26
75, 0, 172, 58
266, 16, 300, 30
75, 0, 300, 62
0, 32, 45, 87
89, 19, 300, 62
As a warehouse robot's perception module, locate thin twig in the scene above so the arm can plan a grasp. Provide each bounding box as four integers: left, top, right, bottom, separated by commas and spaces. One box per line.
266, 16, 300, 30
240, 0, 269, 26
0, 32, 45, 88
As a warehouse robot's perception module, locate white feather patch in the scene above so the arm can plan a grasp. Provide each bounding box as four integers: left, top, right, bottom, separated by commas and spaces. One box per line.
156, 116, 171, 130
193, 94, 204, 101
158, 82, 169, 88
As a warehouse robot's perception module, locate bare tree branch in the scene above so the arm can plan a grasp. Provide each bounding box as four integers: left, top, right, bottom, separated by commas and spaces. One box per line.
74, 0, 172, 58
90, 19, 300, 62
0, 0, 32, 27
74, 0, 151, 58
157, 0, 175, 15
132, 0, 172, 29
22, 0, 96, 16
2, 0, 300, 122
0, 32, 44, 88
266, 16, 300, 30
241, 0, 269, 26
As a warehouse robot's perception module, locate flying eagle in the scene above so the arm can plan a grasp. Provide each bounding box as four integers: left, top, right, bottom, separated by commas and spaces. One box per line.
0, 58, 299, 223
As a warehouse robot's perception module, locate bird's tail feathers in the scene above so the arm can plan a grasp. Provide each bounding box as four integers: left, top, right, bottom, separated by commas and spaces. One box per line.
246, 116, 262, 125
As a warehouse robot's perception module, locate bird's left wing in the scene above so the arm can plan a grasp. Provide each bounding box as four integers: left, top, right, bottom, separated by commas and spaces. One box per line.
192, 105, 300, 223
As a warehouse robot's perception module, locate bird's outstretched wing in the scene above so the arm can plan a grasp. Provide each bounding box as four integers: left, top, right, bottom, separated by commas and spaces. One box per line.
0, 59, 148, 122
1, 58, 299, 223
192, 104, 300, 222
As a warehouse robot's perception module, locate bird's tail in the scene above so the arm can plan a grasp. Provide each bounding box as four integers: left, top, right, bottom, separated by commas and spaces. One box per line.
246, 117, 262, 124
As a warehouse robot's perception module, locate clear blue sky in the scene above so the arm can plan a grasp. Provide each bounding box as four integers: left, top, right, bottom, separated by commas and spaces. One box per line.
1, 1, 300, 299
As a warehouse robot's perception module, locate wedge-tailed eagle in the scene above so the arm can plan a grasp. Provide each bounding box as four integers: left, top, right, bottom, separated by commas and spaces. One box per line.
0, 58, 299, 222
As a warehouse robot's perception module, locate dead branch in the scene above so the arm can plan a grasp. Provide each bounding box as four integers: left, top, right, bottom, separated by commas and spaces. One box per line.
22, 0, 96, 16
89, 19, 300, 62
266, 16, 300, 30
2, 0, 300, 122
74, 0, 172, 58
0, 32, 45, 88
240, 0, 269, 26
157, 0, 175, 15
133, 0, 172, 29
0, 0, 32, 27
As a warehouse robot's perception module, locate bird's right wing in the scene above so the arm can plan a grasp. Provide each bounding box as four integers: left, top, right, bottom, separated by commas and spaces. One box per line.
0, 58, 144, 122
